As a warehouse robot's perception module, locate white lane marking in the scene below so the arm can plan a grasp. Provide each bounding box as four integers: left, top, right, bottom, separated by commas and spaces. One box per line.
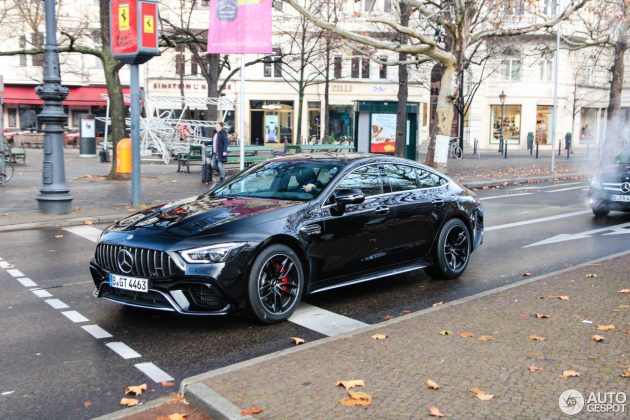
511, 182, 585, 191
1, 391, 15, 396
0, 261, 13, 269
32, 289, 53, 298
525, 221, 630, 247
63, 225, 101, 243
61, 310, 89, 323
135, 362, 174, 383
82, 324, 113, 339
45, 299, 69, 310
17, 277, 38, 288
545, 185, 590, 192
106, 342, 141, 359
289, 303, 369, 337
6, 269, 25, 278
486, 210, 592, 232
480, 192, 534, 201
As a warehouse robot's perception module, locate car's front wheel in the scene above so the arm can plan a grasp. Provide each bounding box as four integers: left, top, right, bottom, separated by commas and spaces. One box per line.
592, 205, 610, 218
247, 244, 304, 324
426, 218, 471, 279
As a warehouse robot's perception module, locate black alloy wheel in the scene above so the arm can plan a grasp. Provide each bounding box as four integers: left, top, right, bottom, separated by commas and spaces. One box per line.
247, 244, 304, 323
592, 204, 610, 218
426, 218, 471, 279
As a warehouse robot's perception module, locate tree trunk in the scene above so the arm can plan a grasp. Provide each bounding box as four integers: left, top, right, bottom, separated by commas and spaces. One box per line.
425, 64, 456, 170
395, 1, 409, 159
206, 54, 220, 123
604, 38, 627, 157
323, 38, 331, 140
297, 86, 304, 144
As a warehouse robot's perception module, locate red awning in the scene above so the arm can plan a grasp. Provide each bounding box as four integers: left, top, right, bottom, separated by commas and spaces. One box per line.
3, 85, 132, 106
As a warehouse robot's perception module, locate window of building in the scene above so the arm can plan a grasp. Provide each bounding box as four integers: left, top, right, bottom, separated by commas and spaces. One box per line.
351, 55, 360, 78
363, 0, 377, 12
361, 57, 370, 79
535, 105, 552, 145
7, 108, 17, 128
503, 0, 524, 15
334, 55, 342, 79
175, 44, 185, 76
32, 32, 44, 66
264, 48, 282, 77
490, 104, 522, 144
384, 0, 392, 13
272, 0, 283, 11
500, 48, 521, 81
379, 56, 387, 79
71, 109, 90, 129
19, 35, 26, 66
336, 165, 383, 197
539, 59, 553, 82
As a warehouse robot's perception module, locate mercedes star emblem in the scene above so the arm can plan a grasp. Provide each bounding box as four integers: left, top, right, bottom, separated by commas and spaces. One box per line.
127, 234, 134, 240
117, 249, 134, 274
621, 182, 630, 194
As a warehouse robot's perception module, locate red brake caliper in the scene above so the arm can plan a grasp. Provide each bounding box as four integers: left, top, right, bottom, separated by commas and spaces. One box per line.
274, 262, 288, 292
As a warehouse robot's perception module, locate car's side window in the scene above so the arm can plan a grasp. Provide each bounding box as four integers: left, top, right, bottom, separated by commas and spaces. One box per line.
384, 164, 418, 192
336, 165, 383, 197
416, 168, 446, 188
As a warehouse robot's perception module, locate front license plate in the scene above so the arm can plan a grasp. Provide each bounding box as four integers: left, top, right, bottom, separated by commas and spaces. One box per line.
611, 194, 630, 202
109, 273, 149, 293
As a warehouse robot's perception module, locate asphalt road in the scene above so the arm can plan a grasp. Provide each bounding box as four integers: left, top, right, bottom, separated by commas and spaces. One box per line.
1, 180, 629, 418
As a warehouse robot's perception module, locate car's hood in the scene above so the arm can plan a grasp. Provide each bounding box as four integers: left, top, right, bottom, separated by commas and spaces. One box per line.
598, 163, 630, 183
107, 195, 303, 236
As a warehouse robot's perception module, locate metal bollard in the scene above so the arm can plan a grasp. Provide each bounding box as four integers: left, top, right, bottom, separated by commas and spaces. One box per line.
558, 140, 561, 156
535, 142, 539, 159
504, 141, 508, 158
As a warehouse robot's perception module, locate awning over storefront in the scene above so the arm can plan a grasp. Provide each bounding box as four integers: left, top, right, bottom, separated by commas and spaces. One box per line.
3, 85, 132, 106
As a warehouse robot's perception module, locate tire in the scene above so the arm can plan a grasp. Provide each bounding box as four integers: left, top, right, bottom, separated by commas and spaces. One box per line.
453, 146, 463, 159
246, 244, 304, 324
0, 162, 14, 184
592, 206, 610, 218
426, 218, 471, 279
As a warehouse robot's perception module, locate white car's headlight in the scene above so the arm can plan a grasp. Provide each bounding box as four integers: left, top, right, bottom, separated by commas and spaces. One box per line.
179, 242, 246, 264
590, 176, 602, 189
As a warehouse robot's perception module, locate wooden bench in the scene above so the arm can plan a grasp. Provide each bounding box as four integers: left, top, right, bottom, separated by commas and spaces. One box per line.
284, 144, 356, 154
3, 138, 26, 164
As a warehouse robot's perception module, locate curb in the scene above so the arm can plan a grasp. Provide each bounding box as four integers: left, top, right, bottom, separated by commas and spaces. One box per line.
91, 396, 177, 420
460, 172, 588, 189
179, 249, 630, 419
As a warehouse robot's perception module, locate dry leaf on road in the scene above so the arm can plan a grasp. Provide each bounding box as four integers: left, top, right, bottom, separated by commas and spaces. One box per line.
383, 315, 396, 320
432, 301, 445, 307
290, 337, 305, 345
459, 331, 475, 338
401, 309, 412, 314
545, 295, 570, 300
592, 335, 605, 342
561, 370, 580, 378
120, 398, 139, 407
160, 381, 175, 387
339, 391, 372, 407
535, 313, 550, 319
166, 414, 187, 420
426, 379, 440, 390
621, 368, 630, 378
371, 334, 388, 340
522, 272, 532, 277
124, 384, 147, 396
470, 387, 494, 401
54, 234, 63, 238
83, 401, 92, 408
596, 324, 615, 331
438, 330, 454, 336
619, 289, 630, 294
585, 273, 598, 278
241, 407, 263, 416
528, 335, 546, 341
429, 405, 445, 417
528, 365, 542, 372
478, 335, 494, 342
335, 380, 365, 391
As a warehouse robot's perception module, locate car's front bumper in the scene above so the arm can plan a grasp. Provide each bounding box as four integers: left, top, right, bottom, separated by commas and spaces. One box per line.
588, 187, 630, 212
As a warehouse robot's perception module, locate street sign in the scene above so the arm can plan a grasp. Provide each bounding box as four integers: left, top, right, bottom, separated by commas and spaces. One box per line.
110, 0, 159, 65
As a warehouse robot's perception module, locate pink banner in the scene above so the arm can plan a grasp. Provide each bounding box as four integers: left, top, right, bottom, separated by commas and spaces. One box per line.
208, 0, 273, 54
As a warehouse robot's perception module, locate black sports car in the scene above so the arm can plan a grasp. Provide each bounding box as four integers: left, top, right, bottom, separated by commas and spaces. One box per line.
90, 154, 484, 323
589, 147, 630, 217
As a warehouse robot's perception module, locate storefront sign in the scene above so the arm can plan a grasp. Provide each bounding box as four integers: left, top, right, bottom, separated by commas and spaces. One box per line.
265, 114, 279, 143
208, 0, 272, 53
370, 113, 396, 153
331, 85, 352, 93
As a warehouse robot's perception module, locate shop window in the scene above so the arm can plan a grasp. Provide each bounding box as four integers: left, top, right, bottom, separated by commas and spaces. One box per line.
490, 104, 521, 144
328, 105, 353, 142
32, 32, 44, 66
539, 59, 553, 82
8, 108, 17, 128
422, 103, 428, 127
334, 55, 342, 79
71, 109, 90, 129
535, 105, 552, 145
500, 48, 521, 81
379, 56, 387, 79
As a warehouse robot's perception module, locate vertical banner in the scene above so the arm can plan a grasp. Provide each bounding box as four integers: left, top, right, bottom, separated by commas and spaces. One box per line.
207, 0, 273, 54
370, 113, 397, 153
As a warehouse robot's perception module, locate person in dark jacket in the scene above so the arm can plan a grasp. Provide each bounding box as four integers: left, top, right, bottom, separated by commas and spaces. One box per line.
204, 121, 229, 183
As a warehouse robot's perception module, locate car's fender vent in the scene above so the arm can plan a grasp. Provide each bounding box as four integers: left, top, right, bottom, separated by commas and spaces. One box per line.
187, 286, 226, 311
96, 244, 176, 279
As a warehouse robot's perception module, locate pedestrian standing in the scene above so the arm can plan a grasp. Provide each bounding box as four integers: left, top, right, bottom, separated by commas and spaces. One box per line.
206, 121, 228, 183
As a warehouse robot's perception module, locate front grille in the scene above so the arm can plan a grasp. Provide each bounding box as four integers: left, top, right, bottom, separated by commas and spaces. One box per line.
96, 244, 176, 279
603, 182, 624, 192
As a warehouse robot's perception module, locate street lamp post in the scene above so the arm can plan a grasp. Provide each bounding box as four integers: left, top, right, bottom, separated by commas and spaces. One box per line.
498, 90, 506, 154
35, 0, 72, 214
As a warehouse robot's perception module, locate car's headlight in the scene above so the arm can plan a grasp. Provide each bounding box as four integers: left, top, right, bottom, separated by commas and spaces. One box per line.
590, 176, 602, 189
179, 242, 246, 264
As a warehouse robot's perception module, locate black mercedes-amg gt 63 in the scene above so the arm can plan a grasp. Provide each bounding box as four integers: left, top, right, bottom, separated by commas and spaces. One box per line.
589, 146, 630, 217
90, 154, 484, 323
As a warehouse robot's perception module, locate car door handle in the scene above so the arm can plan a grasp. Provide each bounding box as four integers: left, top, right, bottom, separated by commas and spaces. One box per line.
299, 224, 322, 236
432, 199, 445, 206
375, 207, 390, 215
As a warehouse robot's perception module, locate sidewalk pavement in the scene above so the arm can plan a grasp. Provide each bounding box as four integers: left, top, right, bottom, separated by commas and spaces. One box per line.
0, 145, 599, 231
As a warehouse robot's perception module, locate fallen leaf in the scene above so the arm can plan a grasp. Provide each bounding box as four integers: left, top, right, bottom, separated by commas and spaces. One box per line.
54, 234, 64, 238
172, 180, 178, 184
556, 295, 570, 301
124, 383, 147, 396
339, 391, 372, 407
371, 334, 388, 340
585, 273, 598, 278
83, 220, 94, 225
459, 331, 475, 338
241, 407, 263, 415
478, 335, 494, 342
619, 305, 629, 309
432, 301, 444, 307
596, 324, 615, 331
528, 365, 542, 372
167, 414, 187, 420
561, 370, 580, 378
83, 401, 92, 408
291, 337, 305, 345
438, 330, 454, 336
120, 398, 139, 407
522, 272, 532, 277
527, 352, 543, 358
429, 405, 445, 417
535, 313, 550, 319
470, 387, 494, 401
401, 310, 412, 314
426, 379, 440, 390
383, 315, 396, 320
335, 380, 365, 391
528, 335, 546, 341
619, 289, 630, 294
592, 335, 605, 342
160, 381, 175, 387
621, 368, 630, 378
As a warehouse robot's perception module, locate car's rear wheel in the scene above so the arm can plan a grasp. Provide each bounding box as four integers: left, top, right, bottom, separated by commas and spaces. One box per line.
247, 244, 304, 324
426, 219, 471, 279
592, 205, 610, 218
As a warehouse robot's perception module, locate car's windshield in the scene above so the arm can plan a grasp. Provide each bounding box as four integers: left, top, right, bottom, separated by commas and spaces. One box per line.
213, 160, 343, 201
616, 148, 630, 165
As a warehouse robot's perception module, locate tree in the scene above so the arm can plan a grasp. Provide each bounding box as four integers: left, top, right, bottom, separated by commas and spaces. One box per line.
285, 0, 588, 168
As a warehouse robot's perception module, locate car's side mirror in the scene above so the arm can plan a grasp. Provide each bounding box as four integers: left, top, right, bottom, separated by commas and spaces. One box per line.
332, 188, 365, 215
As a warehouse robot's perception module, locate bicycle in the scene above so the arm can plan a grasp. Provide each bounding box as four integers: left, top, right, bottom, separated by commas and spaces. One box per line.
0, 151, 15, 185
449, 137, 463, 159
